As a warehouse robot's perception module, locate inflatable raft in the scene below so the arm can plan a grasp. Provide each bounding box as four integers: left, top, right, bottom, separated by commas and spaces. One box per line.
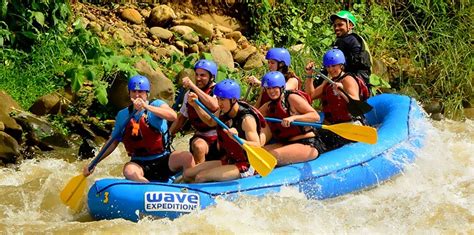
87, 94, 426, 221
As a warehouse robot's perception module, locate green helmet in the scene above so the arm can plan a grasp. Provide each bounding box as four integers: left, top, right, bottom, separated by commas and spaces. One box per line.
330, 10, 357, 27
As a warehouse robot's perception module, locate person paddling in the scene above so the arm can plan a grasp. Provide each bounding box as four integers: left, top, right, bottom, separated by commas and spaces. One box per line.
304, 49, 370, 150
247, 48, 303, 108
258, 71, 327, 165
170, 59, 220, 164
183, 79, 266, 182
83, 75, 195, 183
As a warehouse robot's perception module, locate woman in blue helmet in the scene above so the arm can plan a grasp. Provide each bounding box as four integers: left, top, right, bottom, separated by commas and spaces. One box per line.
83, 75, 195, 183
248, 47, 303, 108
258, 71, 327, 165
304, 49, 369, 150
183, 79, 266, 182
170, 59, 220, 165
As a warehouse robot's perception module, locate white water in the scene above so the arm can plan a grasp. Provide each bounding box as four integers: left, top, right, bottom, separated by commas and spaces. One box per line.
0, 119, 472, 233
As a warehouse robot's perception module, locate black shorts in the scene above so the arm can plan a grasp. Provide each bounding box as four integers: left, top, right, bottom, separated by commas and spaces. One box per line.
317, 128, 354, 151
287, 136, 328, 155
130, 154, 175, 182
189, 134, 221, 161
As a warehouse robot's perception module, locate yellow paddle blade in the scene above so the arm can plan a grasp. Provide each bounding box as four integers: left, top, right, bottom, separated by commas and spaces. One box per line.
323, 123, 378, 144
243, 143, 277, 177
60, 174, 87, 212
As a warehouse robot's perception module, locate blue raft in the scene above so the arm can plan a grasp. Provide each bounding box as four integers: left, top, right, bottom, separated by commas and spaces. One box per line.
87, 94, 426, 221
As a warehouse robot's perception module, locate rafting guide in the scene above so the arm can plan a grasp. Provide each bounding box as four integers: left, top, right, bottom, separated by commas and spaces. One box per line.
144, 191, 200, 212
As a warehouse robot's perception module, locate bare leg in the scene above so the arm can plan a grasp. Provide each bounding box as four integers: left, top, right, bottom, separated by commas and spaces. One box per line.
264, 143, 318, 166
195, 165, 240, 183
190, 137, 209, 164
169, 150, 195, 173
183, 160, 222, 182
123, 162, 149, 183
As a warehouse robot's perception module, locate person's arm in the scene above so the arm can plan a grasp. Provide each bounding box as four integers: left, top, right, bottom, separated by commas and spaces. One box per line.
334, 75, 360, 102
285, 77, 299, 90
254, 90, 264, 109
169, 113, 187, 135
281, 94, 320, 127
257, 103, 272, 145
224, 115, 260, 147
187, 94, 218, 127
183, 76, 219, 111
145, 102, 177, 122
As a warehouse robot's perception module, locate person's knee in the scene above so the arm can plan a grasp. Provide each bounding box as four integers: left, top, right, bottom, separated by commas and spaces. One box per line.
191, 139, 208, 154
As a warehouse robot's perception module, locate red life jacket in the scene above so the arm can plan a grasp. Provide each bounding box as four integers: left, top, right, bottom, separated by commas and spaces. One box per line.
122, 112, 166, 157
267, 90, 312, 141
260, 73, 303, 105
322, 73, 369, 123
217, 101, 266, 164
186, 84, 217, 132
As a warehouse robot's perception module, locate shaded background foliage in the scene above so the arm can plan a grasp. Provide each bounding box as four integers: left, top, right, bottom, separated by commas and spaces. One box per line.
0, 0, 473, 119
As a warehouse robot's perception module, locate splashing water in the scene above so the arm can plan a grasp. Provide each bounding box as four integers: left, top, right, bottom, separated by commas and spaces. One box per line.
0, 119, 472, 233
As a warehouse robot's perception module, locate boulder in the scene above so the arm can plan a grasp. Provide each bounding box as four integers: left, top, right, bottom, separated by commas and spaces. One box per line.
121, 8, 142, 24
148, 5, 176, 27
0, 131, 20, 164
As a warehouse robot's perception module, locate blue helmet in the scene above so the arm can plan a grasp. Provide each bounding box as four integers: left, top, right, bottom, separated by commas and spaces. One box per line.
323, 49, 346, 67
128, 75, 150, 91
194, 59, 218, 77
262, 71, 286, 88
214, 79, 240, 99
265, 48, 291, 67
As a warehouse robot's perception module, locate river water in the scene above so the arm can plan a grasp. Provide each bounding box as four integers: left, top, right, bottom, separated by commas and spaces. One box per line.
0, 119, 472, 233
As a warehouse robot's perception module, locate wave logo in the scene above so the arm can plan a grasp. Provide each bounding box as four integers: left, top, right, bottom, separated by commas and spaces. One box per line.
144, 192, 200, 212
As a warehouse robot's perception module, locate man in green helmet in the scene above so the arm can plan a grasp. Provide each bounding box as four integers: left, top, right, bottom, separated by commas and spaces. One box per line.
329, 10, 371, 86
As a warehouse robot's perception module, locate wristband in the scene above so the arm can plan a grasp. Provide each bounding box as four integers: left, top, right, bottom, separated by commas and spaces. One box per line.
304, 75, 313, 79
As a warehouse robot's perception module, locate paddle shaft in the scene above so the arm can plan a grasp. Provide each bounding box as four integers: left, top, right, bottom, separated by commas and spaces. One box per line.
88, 110, 137, 172
316, 71, 358, 102
194, 100, 244, 145
265, 117, 323, 129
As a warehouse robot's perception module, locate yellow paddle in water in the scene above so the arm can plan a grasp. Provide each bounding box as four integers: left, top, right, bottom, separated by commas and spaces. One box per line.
60, 111, 136, 211
265, 117, 378, 144
195, 99, 277, 176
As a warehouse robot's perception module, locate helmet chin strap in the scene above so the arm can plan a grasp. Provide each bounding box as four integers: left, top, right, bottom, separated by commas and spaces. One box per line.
222, 99, 238, 118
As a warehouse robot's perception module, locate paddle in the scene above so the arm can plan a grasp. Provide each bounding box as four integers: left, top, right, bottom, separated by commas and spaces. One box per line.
265, 117, 378, 144
60, 111, 135, 211
316, 71, 373, 116
244, 86, 253, 101
194, 99, 277, 176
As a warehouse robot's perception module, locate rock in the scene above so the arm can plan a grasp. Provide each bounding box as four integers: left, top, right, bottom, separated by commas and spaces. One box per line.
174, 18, 213, 39
170, 25, 194, 36
244, 52, 265, 70
0, 131, 20, 164
430, 112, 444, 121
149, 27, 173, 40
215, 25, 233, 34
149, 5, 176, 27
87, 21, 102, 34
199, 13, 244, 31
423, 100, 443, 114
215, 38, 237, 52
113, 29, 136, 46
12, 111, 69, 149
29, 93, 61, 116
121, 8, 142, 24
234, 46, 257, 64
182, 33, 199, 43
134, 60, 175, 106
464, 108, 474, 120
0, 91, 22, 141
226, 31, 242, 42
210, 45, 234, 71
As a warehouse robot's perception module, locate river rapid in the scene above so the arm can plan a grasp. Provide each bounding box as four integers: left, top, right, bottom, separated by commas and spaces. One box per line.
0, 118, 472, 234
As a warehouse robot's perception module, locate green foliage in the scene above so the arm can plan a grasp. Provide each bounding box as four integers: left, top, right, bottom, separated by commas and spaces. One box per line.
0, 0, 71, 49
